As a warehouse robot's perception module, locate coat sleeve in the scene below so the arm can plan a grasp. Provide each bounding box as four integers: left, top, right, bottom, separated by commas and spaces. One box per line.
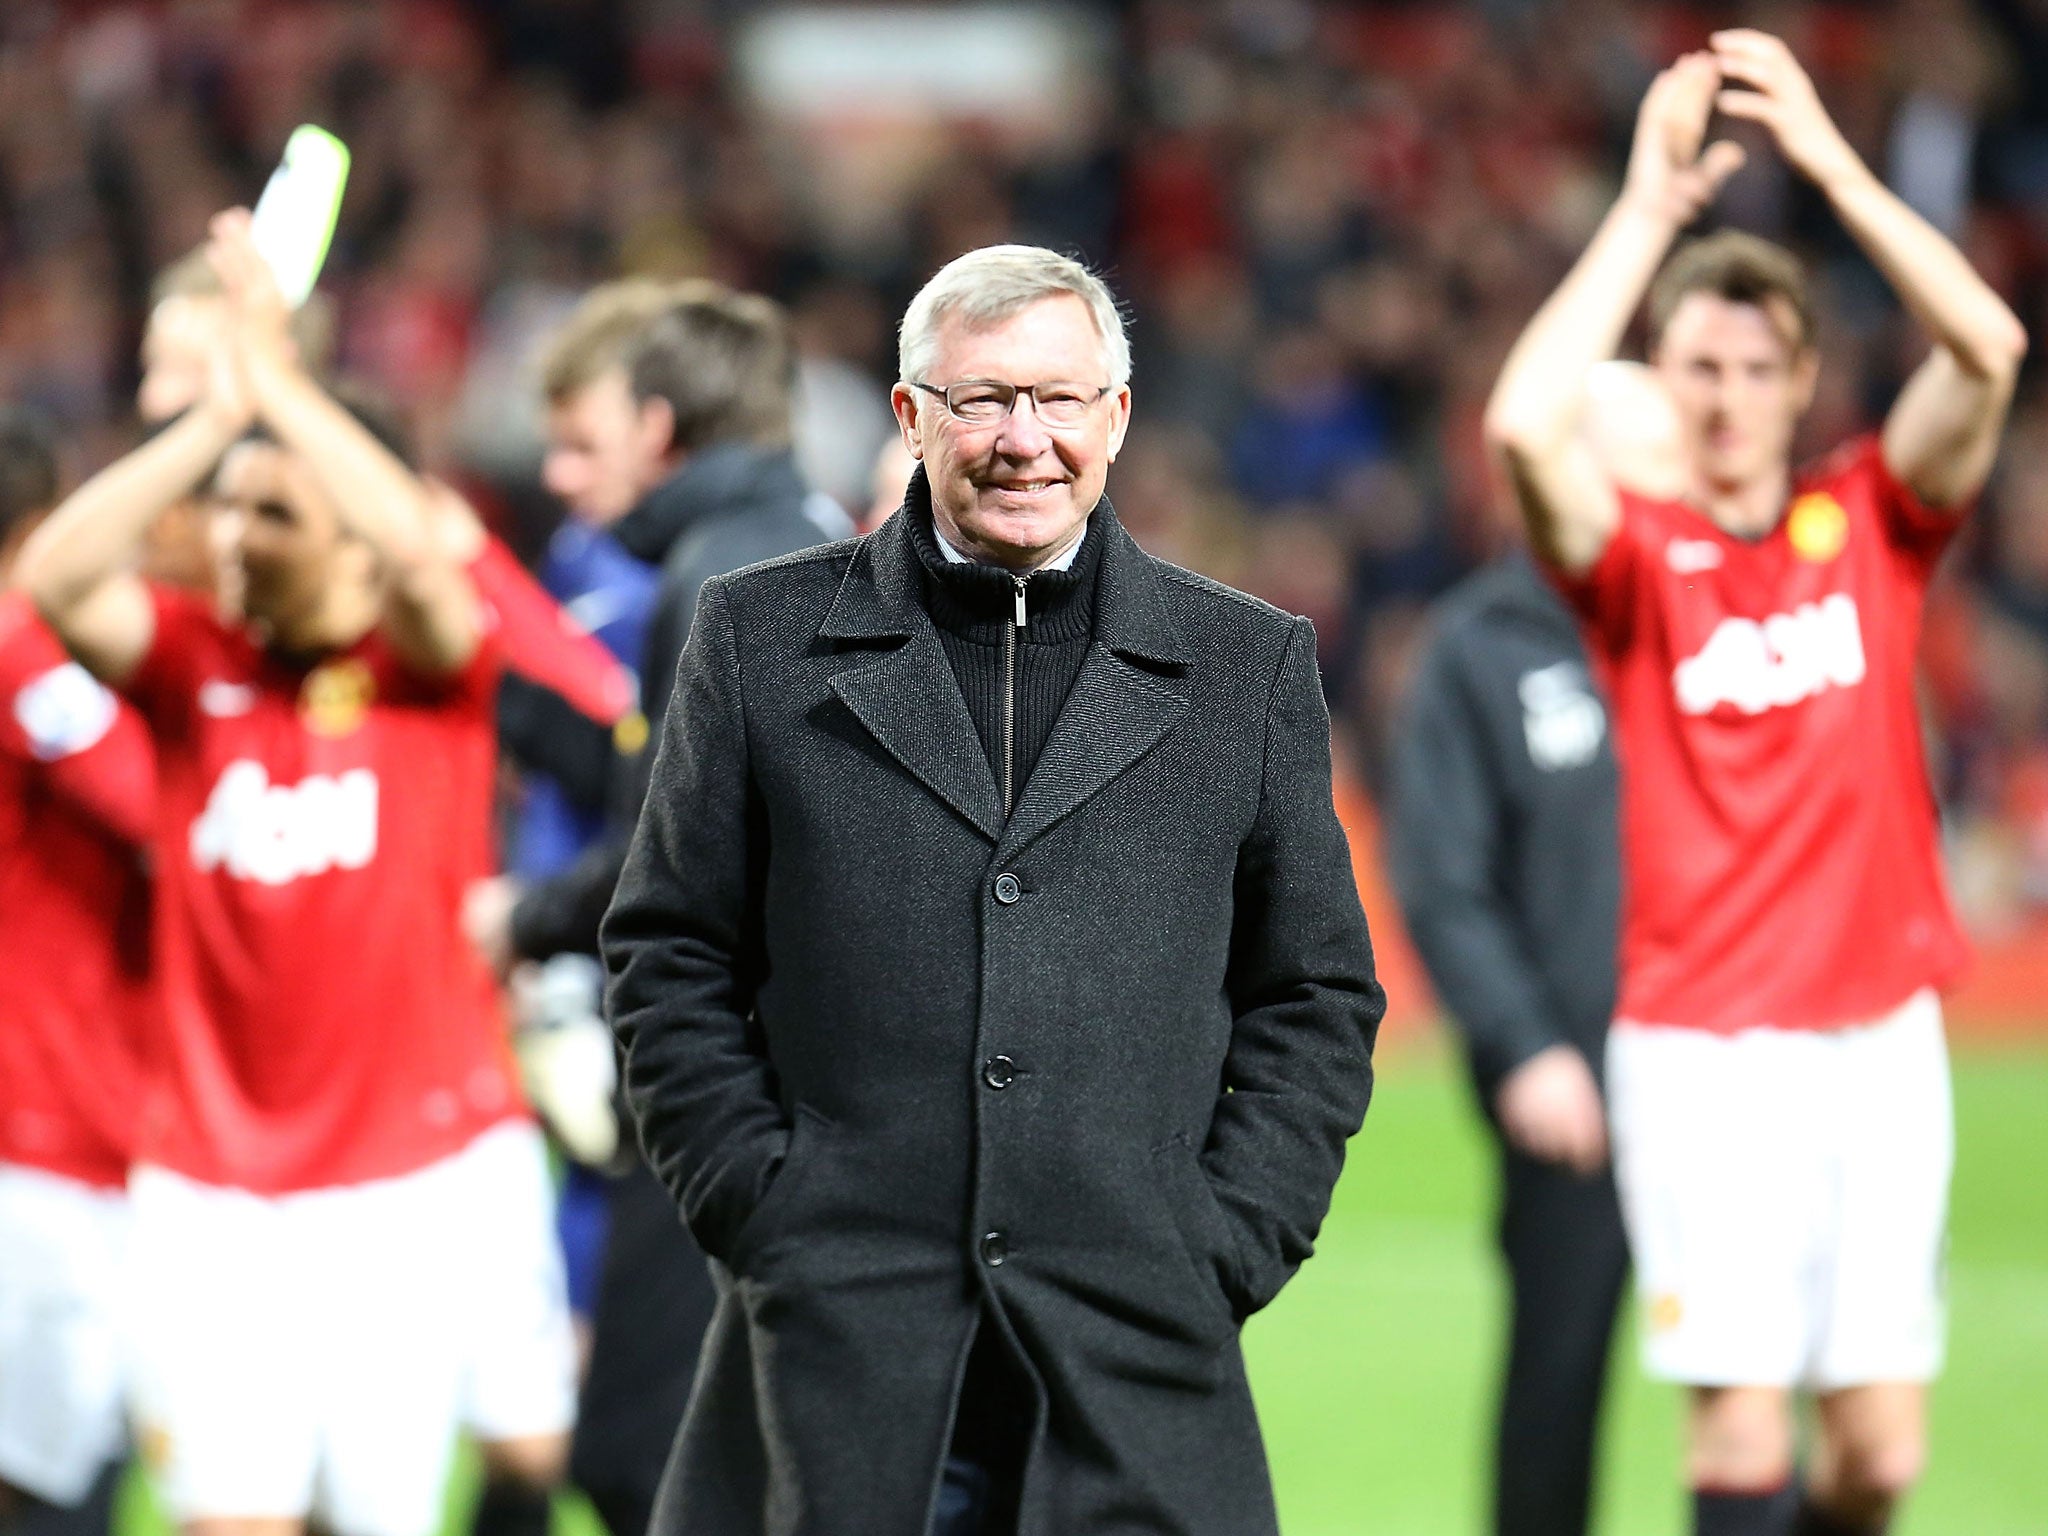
1207, 616, 1385, 1317
1384, 632, 1564, 1098
510, 832, 627, 961
642, 532, 721, 734
600, 576, 786, 1262
496, 672, 620, 812
508, 536, 716, 963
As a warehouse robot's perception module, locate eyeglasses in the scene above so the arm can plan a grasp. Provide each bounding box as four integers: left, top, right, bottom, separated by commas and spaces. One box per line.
908, 379, 1112, 428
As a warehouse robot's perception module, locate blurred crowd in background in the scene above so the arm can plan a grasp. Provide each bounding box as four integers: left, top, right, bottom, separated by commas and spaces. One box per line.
5, 0, 2048, 932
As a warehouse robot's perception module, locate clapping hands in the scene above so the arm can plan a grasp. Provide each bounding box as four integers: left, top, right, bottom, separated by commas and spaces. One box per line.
1624, 31, 1859, 229
1707, 29, 1861, 191
200, 208, 298, 427
1623, 50, 1746, 226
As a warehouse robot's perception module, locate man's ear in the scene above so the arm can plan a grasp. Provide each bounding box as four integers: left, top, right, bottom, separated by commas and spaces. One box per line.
636, 396, 677, 465
1791, 348, 1821, 416
888, 383, 924, 459
1105, 384, 1133, 464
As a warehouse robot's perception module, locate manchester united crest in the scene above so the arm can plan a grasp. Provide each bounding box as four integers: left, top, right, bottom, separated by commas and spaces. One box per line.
1786, 492, 1849, 563
300, 658, 376, 737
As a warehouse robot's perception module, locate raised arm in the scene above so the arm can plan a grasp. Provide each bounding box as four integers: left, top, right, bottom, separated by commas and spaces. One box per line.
1709, 29, 2027, 510
24, 667, 157, 847
208, 210, 482, 674
1485, 53, 1744, 573
19, 398, 245, 685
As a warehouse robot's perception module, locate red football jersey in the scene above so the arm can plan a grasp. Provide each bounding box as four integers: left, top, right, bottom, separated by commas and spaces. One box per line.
122, 585, 521, 1192
0, 593, 154, 1187
1559, 435, 1969, 1033
470, 535, 633, 725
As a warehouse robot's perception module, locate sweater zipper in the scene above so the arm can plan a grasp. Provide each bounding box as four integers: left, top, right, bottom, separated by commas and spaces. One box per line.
1003, 574, 1028, 816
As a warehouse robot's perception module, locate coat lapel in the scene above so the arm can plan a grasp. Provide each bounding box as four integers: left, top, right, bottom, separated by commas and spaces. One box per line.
822, 508, 1004, 842
821, 489, 1193, 854
996, 508, 1191, 862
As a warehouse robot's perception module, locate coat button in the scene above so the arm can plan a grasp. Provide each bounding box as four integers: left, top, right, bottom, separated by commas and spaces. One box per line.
992, 872, 1022, 904
983, 1055, 1016, 1090
980, 1231, 1008, 1266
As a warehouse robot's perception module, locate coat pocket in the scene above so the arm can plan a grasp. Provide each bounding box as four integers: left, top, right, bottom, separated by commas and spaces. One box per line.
724, 1102, 836, 1273
1152, 1133, 1245, 1340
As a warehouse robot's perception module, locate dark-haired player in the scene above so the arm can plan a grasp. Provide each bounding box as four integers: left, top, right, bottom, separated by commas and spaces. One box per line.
139, 242, 632, 727
1486, 31, 2025, 1536
21, 213, 574, 1536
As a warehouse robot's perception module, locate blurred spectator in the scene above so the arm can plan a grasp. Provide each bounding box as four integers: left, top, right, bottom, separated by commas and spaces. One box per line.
0, 0, 2045, 927
466, 280, 848, 1536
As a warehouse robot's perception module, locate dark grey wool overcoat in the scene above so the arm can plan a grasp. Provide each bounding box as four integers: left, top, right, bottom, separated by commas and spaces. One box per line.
601, 491, 1385, 1536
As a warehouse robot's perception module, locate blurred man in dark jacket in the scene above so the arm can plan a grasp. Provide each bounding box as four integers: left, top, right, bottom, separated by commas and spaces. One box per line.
1386, 550, 1627, 1536
466, 282, 848, 1536
1385, 354, 1690, 1536
476, 284, 853, 965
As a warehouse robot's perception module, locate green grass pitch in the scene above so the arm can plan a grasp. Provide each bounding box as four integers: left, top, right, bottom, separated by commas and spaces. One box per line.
115, 1037, 2048, 1536
1249, 1036, 2048, 1535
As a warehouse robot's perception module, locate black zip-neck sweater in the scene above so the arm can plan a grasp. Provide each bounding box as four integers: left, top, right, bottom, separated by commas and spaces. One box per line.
907, 506, 1104, 818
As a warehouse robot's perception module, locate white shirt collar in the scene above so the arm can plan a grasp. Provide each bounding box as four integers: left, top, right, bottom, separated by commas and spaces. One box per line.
932, 517, 1088, 573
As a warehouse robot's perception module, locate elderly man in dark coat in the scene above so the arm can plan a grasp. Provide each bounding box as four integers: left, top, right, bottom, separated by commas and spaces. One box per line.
602, 244, 1384, 1536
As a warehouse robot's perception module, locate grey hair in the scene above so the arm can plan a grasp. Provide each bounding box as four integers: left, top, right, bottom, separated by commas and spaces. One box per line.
898, 245, 1131, 390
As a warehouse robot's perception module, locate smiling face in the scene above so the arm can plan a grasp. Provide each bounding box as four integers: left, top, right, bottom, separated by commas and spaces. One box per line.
891, 294, 1131, 571
1652, 292, 1818, 501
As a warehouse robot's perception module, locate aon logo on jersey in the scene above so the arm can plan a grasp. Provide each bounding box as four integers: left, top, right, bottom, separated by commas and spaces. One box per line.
1673, 593, 1866, 717
189, 759, 378, 884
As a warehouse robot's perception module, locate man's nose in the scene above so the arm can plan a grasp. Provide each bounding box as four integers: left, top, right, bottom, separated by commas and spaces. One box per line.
993, 395, 1054, 456
541, 451, 582, 498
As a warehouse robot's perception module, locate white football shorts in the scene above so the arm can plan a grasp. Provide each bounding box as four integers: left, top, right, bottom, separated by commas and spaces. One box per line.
0, 1163, 129, 1505
127, 1120, 575, 1536
1606, 987, 1952, 1390
454, 1119, 579, 1443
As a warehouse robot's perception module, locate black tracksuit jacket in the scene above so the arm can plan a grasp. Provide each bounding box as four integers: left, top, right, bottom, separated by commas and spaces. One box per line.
1385, 552, 1620, 1097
